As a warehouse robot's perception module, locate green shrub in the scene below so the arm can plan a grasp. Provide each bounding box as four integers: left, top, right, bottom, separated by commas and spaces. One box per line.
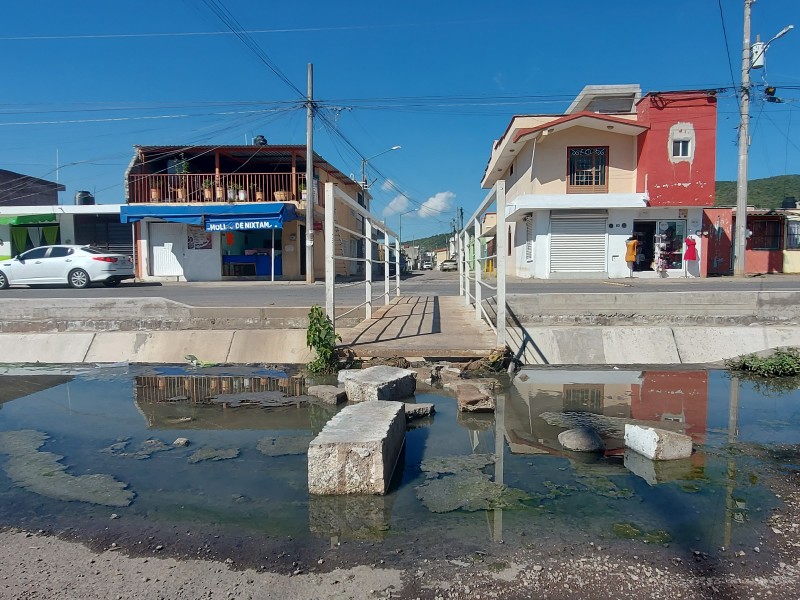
725, 347, 800, 378
306, 305, 341, 374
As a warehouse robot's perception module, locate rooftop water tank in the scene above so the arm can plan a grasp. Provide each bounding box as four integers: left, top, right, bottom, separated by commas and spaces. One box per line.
75, 191, 95, 205
782, 196, 798, 209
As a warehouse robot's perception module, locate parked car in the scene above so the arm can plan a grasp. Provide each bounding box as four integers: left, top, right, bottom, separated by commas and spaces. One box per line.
421, 260, 433, 270
440, 259, 458, 272
0, 245, 135, 289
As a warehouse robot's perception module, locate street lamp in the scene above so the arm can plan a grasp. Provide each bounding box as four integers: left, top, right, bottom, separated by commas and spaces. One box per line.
361, 146, 401, 191
734, 2, 793, 276
398, 208, 416, 246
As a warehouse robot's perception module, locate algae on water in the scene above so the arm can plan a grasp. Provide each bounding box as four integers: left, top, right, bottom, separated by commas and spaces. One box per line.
0, 429, 134, 507
416, 454, 528, 513
188, 447, 240, 463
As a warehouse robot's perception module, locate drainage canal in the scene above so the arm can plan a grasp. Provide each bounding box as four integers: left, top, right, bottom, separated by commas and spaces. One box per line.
0, 364, 796, 572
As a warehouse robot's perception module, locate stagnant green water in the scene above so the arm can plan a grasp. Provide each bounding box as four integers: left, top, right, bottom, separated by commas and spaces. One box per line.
0, 364, 797, 564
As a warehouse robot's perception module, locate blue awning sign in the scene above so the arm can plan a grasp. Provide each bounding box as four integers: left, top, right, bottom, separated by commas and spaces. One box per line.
205, 218, 281, 232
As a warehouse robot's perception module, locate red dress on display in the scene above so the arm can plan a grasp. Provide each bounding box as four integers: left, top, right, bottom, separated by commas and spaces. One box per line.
685, 237, 698, 261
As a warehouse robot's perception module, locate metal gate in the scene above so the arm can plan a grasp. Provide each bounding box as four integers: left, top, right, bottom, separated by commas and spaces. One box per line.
549, 213, 607, 272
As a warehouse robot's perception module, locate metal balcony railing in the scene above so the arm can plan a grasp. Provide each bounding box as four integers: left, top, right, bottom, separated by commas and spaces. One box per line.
129, 173, 308, 204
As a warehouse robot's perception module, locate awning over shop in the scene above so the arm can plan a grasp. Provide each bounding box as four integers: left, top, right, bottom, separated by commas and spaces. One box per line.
0, 213, 57, 225
119, 203, 298, 229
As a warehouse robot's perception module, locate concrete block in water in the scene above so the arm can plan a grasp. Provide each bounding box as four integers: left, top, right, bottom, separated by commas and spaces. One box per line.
456, 383, 495, 412
307, 385, 347, 405
404, 402, 435, 421
308, 401, 405, 495
624, 424, 692, 461
339, 366, 416, 403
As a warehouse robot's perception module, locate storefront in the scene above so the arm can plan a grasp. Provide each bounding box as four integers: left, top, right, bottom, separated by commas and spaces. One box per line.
120, 203, 298, 282
630, 219, 687, 274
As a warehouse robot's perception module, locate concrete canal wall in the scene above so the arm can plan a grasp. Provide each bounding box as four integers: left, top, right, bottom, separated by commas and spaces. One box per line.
507, 290, 800, 366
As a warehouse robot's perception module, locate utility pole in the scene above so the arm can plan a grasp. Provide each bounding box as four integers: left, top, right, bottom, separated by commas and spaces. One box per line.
734, 0, 754, 277
305, 63, 315, 283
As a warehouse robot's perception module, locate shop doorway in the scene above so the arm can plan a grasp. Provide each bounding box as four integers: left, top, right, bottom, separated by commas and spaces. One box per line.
632, 221, 655, 271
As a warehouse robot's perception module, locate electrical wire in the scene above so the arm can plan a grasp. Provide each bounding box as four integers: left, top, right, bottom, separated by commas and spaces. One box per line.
717, 0, 740, 104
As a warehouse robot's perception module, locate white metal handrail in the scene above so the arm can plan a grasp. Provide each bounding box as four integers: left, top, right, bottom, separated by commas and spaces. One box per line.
458, 180, 506, 348
325, 182, 400, 334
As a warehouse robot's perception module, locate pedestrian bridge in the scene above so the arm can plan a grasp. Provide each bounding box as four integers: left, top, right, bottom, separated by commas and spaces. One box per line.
338, 295, 497, 360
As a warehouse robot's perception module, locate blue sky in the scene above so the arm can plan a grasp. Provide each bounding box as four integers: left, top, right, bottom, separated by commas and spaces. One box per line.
1, 0, 798, 240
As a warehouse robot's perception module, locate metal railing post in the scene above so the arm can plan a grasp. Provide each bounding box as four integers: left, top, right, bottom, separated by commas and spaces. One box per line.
324, 182, 335, 329
475, 217, 482, 321
383, 235, 390, 305
463, 228, 470, 306
365, 219, 373, 319
496, 180, 506, 348
394, 236, 400, 297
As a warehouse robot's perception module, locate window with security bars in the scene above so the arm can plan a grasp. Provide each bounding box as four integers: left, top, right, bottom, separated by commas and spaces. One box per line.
567, 146, 608, 193
750, 218, 781, 250
787, 221, 800, 250
525, 217, 534, 261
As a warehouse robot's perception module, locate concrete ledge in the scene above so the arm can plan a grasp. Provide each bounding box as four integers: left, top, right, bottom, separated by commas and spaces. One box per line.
523, 325, 800, 365
0, 329, 313, 364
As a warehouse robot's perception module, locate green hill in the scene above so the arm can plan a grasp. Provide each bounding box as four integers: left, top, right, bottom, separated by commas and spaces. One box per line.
403, 232, 450, 252
715, 175, 800, 208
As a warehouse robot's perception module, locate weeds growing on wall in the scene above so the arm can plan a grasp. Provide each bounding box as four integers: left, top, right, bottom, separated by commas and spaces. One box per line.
306, 305, 341, 375
726, 347, 800, 378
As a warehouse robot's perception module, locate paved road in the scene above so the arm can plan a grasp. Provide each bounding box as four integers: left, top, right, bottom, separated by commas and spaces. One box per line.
1, 270, 800, 307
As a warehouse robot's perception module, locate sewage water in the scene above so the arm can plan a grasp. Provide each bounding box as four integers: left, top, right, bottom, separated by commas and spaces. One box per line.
0, 364, 797, 569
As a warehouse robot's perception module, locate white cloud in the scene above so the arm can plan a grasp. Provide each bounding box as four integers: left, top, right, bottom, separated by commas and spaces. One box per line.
418, 191, 455, 218
381, 179, 396, 192
382, 194, 410, 217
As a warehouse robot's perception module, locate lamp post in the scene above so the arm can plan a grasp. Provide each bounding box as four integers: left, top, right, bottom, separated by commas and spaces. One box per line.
398, 208, 416, 247
734, 1, 793, 276
361, 146, 401, 192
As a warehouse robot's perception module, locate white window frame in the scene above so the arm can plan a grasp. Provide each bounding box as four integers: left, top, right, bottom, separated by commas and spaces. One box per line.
672, 139, 691, 158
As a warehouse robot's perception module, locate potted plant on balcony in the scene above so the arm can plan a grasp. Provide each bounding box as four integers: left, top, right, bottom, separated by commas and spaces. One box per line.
274, 189, 291, 202
299, 182, 308, 201
238, 185, 248, 202
202, 178, 213, 201
174, 153, 190, 201
150, 179, 161, 202
227, 183, 238, 202
250, 184, 264, 202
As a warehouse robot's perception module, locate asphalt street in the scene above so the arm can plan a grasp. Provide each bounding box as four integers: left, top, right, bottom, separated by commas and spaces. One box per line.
1, 269, 800, 307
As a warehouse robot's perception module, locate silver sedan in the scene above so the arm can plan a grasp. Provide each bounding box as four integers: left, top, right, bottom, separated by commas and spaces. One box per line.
0, 245, 134, 289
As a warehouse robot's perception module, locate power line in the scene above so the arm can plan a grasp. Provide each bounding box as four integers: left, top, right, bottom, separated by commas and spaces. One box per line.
716, 0, 740, 104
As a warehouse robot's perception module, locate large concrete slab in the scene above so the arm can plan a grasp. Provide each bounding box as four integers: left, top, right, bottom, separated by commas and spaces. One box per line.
0, 333, 95, 363
603, 327, 681, 364
308, 401, 405, 495
339, 296, 496, 359
339, 365, 416, 403
226, 330, 313, 363
624, 424, 692, 461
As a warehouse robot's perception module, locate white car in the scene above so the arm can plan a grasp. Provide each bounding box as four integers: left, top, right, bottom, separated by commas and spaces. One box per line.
421, 260, 433, 270
0, 245, 134, 289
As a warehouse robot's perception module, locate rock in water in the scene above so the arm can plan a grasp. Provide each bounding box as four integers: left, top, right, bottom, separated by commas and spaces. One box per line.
558, 427, 605, 453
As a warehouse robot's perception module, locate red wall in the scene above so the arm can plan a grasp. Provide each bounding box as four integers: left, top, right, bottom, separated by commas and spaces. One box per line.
702, 208, 733, 276
636, 92, 717, 207
701, 209, 784, 275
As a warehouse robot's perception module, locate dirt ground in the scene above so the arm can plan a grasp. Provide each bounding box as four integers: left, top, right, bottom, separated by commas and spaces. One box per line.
1, 465, 798, 600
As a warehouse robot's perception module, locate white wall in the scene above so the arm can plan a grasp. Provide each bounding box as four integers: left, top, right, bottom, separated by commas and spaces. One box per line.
138, 220, 221, 282
509, 207, 704, 280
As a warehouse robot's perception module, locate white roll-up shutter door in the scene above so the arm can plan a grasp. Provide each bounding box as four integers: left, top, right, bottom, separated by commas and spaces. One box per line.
549, 212, 607, 272
150, 223, 185, 277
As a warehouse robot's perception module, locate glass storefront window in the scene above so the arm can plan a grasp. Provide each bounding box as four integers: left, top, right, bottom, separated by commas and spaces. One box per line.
657, 220, 686, 270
